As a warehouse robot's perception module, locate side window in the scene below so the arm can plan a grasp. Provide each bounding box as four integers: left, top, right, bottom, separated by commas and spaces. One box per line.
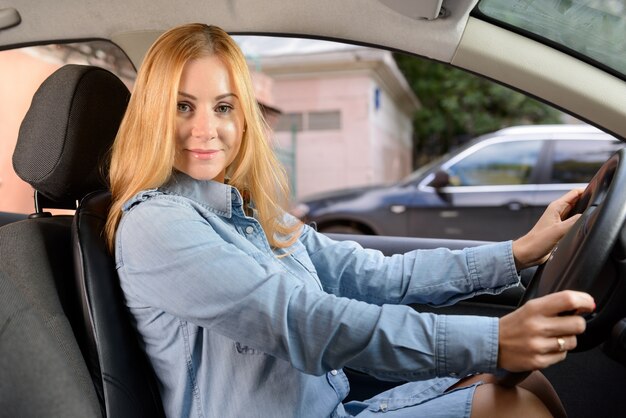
549, 140, 624, 184
446, 140, 542, 186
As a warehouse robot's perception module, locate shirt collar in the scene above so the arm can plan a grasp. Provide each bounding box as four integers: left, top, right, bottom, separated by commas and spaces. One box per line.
159, 170, 242, 218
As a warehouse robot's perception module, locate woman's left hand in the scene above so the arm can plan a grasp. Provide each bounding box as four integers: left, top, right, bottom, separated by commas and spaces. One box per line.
512, 189, 583, 270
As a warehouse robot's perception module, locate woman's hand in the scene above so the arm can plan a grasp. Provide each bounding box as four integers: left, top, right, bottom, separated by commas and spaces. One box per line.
512, 189, 583, 270
498, 290, 595, 372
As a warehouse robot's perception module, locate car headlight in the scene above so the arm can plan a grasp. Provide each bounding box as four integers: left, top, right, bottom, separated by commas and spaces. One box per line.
290, 202, 310, 219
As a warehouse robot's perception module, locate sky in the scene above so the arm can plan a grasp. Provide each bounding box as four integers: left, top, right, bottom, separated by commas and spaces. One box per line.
233, 35, 363, 58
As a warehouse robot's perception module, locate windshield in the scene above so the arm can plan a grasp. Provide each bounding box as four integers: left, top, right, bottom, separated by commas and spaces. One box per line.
475, 0, 626, 80
400, 156, 445, 185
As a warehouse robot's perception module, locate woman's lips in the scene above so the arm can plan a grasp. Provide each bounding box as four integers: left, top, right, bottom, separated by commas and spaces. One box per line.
188, 149, 220, 160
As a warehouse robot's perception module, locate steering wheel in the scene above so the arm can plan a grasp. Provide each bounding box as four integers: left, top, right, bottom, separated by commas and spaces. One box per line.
499, 148, 626, 386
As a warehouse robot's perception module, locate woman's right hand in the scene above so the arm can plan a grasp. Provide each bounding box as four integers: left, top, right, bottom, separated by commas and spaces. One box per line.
498, 290, 595, 372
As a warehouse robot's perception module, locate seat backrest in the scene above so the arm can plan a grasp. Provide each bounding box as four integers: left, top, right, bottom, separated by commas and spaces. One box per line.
73, 190, 165, 417
0, 211, 27, 227
0, 217, 101, 417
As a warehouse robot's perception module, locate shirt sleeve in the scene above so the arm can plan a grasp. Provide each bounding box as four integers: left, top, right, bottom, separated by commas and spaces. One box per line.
300, 224, 521, 306
117, 197, 501, 381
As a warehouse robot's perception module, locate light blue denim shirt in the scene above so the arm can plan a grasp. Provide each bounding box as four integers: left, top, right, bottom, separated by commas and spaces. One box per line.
115, 172, 521, 418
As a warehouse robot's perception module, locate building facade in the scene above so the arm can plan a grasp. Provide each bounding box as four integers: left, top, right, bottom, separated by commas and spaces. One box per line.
240, 38, 419, 199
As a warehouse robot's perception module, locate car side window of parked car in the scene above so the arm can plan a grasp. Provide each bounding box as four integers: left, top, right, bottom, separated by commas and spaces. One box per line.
548, 140, 624, 184
445, 140, 543, 186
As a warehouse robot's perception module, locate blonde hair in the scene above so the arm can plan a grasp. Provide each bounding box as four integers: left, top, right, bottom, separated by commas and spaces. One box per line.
105, 23, 301, 252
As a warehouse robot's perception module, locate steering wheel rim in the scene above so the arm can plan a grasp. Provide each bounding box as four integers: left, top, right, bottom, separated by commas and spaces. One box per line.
499, 148, 626, 386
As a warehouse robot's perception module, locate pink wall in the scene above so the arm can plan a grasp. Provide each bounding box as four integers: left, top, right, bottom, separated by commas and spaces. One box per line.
273, 74, 413, 199
274, 75, 371, 198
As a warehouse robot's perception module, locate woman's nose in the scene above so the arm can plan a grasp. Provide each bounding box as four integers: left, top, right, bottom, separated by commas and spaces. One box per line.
191, 112, 217, 139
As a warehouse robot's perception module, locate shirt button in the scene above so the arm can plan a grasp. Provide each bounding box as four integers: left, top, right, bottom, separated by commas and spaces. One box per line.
449, 372, 458, 377
245, 226, 254, 234
379, 402, 388, 412
330, 369, 338, 376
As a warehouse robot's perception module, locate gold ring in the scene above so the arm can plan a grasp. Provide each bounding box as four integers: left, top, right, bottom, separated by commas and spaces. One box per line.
557, 337, 566, 352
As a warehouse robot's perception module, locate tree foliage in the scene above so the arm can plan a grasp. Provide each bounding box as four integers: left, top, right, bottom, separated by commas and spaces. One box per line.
393, 53, 562, 167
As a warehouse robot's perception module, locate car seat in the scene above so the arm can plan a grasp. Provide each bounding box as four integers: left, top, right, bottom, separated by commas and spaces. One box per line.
0, 211, 28, 227
8, 64, 164, 417
0, 64, 119, 417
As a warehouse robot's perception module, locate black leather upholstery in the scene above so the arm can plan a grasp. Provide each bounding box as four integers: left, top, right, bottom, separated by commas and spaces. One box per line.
73, 191, 165, 417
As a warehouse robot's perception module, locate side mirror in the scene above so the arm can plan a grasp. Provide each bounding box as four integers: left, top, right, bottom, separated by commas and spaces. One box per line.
428, 170, 450, 189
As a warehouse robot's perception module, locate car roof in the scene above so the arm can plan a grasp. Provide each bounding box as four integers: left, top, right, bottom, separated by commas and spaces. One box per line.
1, 0, 473, 63
2, 0, 625, 140
493, 124, 612, 137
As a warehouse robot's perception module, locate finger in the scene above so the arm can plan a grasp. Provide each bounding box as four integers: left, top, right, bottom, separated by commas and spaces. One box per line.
545, 213, 581, 245
560, 192, 584, 220
529, 290, 595, 317
552, 189, 584, 218
537, 335, 578, 355
552, 335, 577, 353
531, 351, 568, 370
555, 213, 581, 233
538, 315, 587, 337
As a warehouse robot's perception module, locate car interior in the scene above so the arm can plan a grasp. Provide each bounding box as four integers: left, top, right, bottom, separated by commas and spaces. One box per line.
2, 1, 626, 417
4, 62, 626, 418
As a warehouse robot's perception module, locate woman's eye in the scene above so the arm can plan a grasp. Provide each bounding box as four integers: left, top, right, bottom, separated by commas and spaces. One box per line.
177, 102, 192, 113
216, 104, 233, 114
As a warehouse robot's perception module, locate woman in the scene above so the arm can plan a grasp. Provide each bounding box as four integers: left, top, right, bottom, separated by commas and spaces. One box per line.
106, 23, 593, 417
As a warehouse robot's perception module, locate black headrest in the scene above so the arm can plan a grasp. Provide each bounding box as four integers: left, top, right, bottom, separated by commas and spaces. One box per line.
13, 65, 130, 208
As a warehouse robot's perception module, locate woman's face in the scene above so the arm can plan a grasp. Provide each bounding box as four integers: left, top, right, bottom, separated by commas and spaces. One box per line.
174, 55, 244, 182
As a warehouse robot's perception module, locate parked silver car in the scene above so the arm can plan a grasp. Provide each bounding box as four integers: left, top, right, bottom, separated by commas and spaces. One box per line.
296, 124, 623, 241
